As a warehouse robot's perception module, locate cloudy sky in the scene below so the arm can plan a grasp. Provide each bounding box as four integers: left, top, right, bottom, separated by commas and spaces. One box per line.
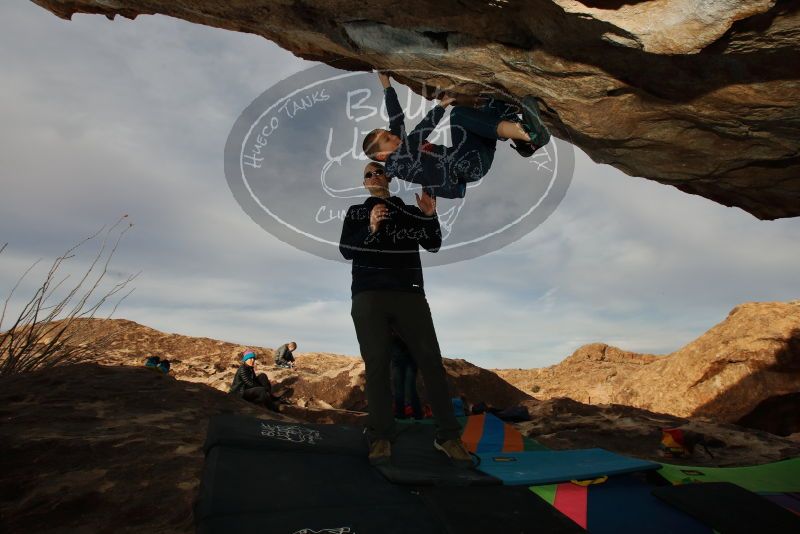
2, 2, 798, 369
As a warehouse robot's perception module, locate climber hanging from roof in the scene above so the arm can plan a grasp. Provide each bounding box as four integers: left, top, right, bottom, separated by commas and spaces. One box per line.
362, 72, 550, 200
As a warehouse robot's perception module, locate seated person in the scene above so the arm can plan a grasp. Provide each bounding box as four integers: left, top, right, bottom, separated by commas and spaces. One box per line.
274, 341, 297, 369
229, 350, 279, 411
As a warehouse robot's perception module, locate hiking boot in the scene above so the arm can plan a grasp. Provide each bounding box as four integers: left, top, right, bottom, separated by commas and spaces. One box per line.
520, 95, 551, 147
368, 439, 392, 466
434, 438, 473, 467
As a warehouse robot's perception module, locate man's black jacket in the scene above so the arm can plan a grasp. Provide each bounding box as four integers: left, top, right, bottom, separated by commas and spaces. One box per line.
339, 195, 441, 297
228, 364, 260, 396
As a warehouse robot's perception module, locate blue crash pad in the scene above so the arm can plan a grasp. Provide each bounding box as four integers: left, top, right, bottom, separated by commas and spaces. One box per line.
477, 448, 661, 486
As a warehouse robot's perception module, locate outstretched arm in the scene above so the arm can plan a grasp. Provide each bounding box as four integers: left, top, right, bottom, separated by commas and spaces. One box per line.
381, 73, 406, 137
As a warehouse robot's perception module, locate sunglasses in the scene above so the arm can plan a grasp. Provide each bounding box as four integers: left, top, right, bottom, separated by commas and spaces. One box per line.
364, 168, 385, 179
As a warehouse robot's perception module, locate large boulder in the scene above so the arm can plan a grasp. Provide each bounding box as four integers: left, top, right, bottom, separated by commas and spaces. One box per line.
31, 0, 800, 219
498, 301, 800, 434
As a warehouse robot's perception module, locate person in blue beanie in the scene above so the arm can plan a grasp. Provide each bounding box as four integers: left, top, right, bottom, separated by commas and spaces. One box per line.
229, 350, 279, 411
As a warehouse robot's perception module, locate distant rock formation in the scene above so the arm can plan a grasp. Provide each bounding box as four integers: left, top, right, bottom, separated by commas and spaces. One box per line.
31, 0, 800, 218
497, 301, 800, 435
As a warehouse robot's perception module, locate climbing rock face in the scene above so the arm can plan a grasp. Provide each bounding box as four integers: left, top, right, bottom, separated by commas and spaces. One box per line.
31, 0, 800, 219
497, 301, 800, 434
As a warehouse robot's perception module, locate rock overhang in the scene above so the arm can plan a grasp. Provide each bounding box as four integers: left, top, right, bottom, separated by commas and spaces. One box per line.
30, 0, 800, 219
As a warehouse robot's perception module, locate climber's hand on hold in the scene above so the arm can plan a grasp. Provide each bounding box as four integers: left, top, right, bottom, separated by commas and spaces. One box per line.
438, 94, 456, 108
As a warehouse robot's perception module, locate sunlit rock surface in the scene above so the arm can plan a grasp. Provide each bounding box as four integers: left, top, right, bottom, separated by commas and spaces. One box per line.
498, 301, 800, 435
31, 0, 800, 218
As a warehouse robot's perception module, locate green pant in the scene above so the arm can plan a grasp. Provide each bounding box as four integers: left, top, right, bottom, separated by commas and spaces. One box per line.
350, 290, 461, 442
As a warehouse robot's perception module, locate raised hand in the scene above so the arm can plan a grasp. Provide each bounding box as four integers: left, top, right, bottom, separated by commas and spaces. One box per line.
415, 191, 437, 216
378, 72, 391, 88
369, 203, 391, 233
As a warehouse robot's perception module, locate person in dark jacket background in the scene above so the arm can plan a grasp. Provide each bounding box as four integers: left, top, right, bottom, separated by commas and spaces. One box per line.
274, 342, 297, 369
229, 350, 278, 411
339, 161, 471, 467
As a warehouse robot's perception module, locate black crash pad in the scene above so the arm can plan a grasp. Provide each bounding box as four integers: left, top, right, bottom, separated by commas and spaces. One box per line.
195, 415, 583, 533
652, 482, 800, 534
195, 446, 582, 534
421, 485, 585, 534
195, 445, 439, 533
374, 423, 500, 487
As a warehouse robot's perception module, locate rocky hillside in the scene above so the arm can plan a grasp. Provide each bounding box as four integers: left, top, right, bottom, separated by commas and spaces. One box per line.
43, 317, 533, 411
497, 301, 800, 435
37, 300, 800, 437
31, 0, 800, 219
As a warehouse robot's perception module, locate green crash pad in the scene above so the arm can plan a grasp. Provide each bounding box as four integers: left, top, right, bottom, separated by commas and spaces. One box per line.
658, 458, 800, 493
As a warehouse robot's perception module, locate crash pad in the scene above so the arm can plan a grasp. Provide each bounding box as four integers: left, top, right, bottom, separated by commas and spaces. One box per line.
373, 423, 500, 486
531, 474, 712, 533
196, 415, 583, 533
657, 458, 800, 493
460, 412, 547, 453
477, 448, 660, 486
195, 445, 440, 533
422, 484, 584, 534
652, 482, 800, 534
398, 413, 547, 452
762, 492, 800, 516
